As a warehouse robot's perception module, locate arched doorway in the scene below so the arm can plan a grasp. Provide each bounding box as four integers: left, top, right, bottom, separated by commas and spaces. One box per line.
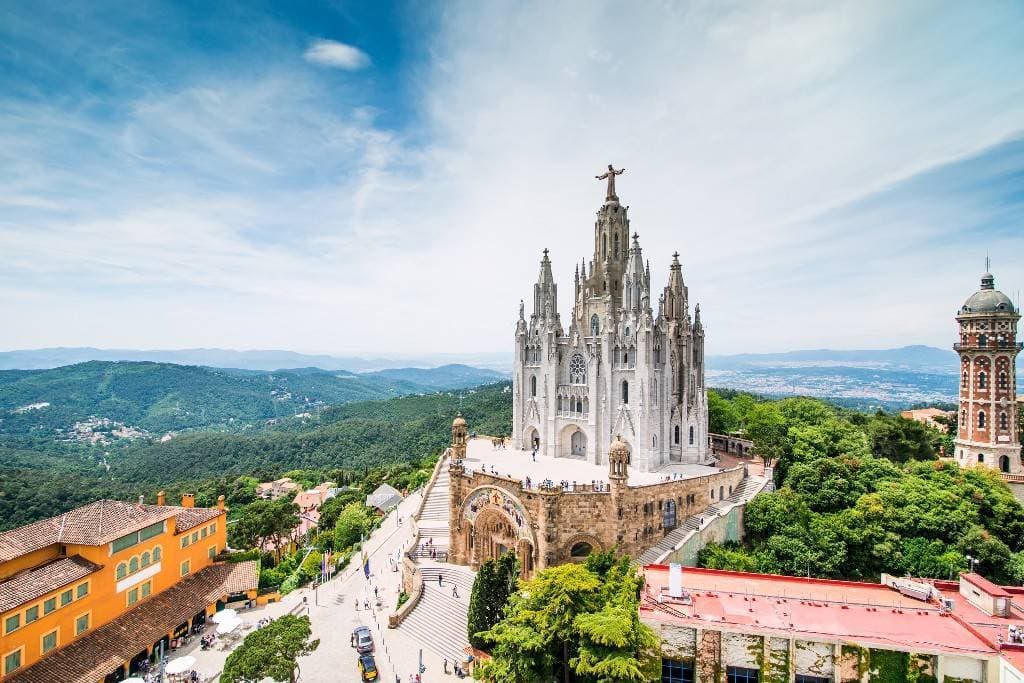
524, 427, 540, 451
571, 430, 586, 457
563, 534, 603, 564
1001, 455, 1011, 473
461, 486, 537, 577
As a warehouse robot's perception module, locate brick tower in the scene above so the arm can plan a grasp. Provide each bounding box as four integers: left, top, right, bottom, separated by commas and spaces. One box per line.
954, 269, 1021, 473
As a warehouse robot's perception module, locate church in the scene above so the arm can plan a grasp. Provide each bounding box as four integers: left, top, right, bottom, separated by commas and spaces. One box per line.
512, 166, 710, 471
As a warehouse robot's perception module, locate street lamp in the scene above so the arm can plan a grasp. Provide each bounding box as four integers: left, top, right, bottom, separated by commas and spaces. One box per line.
966, 554, 977, 573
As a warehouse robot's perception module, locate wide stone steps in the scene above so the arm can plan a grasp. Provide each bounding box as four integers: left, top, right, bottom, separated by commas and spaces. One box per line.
396, 567, 475, 665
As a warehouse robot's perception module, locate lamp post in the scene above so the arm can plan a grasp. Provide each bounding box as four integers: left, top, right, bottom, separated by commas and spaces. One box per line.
966, 554, 977, 573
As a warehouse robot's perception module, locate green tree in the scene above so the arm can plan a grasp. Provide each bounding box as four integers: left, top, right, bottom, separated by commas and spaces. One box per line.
333, 502, 373, 550
468, 553, 523, 650
228, 498, 299, 560
708, 390, 740, 434
221, 614, 319, 683
867, 413, 939, 462
744, 403, 788, 470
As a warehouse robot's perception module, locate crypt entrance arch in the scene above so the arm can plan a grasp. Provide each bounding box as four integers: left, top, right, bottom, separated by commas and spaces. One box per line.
524, 426, 540, 451
558, 424, 588, 459
460, 485, 536, 578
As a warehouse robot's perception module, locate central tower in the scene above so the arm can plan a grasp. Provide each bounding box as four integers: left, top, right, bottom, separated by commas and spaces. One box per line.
511, 167, 710, 471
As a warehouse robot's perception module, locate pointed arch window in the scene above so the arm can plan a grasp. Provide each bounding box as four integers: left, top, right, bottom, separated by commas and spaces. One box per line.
979, 372, 987, 389
689, 426, 695, 445
590, 315, 600, 336
999, 371, 1008, 389
978, 411, 986, 429
674, 425, 680, 445
569, 354, 587, 384
621, 381, 629, 404
1000, 412, 1009, 430
530, 376, 537, 397
614, 233, 620, 258
962, 371, 968, 388
602, 234, 607, 258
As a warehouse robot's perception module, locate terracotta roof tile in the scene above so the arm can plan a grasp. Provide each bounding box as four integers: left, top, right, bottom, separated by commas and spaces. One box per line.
222, 560, 259, 595
174, 507, 223, 533
0, 500, 224, 562
6, 563, 237, 683
0, 555, 100, 613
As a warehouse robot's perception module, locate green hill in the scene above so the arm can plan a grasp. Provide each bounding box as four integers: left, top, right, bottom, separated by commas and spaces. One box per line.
0, 361, 505, 437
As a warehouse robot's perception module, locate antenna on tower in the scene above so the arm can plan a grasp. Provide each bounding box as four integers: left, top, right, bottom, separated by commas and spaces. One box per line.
985, 253, 991, 273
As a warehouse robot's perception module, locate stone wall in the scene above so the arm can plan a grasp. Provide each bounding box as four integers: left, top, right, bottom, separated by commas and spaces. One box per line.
448, 462, 745, 573
663, 503, 744, 566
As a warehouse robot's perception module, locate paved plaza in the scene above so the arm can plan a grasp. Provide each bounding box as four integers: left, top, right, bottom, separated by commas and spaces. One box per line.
464, 437, 722, 487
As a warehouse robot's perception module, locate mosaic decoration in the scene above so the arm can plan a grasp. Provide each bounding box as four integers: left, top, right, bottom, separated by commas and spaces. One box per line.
463, 486, 533, 542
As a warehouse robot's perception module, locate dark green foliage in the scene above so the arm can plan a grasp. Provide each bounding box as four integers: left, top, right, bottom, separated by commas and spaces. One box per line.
228, 498, 300, 559
221, 614, 319, 683
468, 552, 520, 649
699, 392, 1023, 582
476, 555, 659, 683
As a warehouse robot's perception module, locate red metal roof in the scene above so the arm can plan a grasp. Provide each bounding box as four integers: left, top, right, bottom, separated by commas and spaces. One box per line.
962, 572, 1013, 598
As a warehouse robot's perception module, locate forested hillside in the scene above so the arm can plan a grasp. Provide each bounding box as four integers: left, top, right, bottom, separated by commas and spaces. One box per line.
0, 361, 505, 436
0, 383, 512, 530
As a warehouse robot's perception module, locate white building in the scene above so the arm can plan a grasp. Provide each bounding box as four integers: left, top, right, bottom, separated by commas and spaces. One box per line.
511, 167, 710, 471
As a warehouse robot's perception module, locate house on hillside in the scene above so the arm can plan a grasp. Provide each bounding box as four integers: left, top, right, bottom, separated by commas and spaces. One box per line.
365, 484, 403, 514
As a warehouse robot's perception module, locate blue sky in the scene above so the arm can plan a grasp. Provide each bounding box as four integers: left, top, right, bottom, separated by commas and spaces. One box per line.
1, 1, 1022, 355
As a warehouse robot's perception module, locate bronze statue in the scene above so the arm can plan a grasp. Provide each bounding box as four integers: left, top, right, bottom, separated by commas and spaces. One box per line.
595, 164, 625, 201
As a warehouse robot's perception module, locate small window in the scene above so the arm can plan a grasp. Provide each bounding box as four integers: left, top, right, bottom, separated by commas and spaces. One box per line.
25, 605, 39, 624
181, 560, 191, 576
978, 453, 986, 464
979, 334, 988, 347
201, 526, 208, 539
153, 546, 162, 562
42, 630, 58, 654
4, 614, 20, 634
979, 372, 987, 389
210, 523, 216, 534
796, 676, 832, 683
674, 425, 680, 445
182, 535, 190, 548
127, 588, 139, 606
727, 666, 760, 683
662, 658, 695, 683
116, 562, 127, 580
43, 598, 56, 614
141, 551, 151, 567
209, 545, 217, 559
191, 531, 198, 543
60, 590, 73, 607
75, 613, 89, 635
141, 581, 152, 598
622, 381, 629, 404
979, 411, 986, 429
1001, 413, 1009, 430
689, 426, 695, 445
128, 557, 139, 574
76, 582, 89, 599
530, 376, 537, 397
3, 649, 21, 675
590, 314, 600, 336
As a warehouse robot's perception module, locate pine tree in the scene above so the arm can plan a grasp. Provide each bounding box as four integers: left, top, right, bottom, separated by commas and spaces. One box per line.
467, 559, 497, 649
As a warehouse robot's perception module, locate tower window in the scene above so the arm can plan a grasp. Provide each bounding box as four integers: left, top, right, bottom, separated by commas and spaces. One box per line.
1000, 413, 1009, 430
979, 372, 987, 389
962, 371, 968, 388
979, 334, 988, 347
999, 372, 1008, 389
614, 233, 620, 258
978, 453, 985, 464
689, 426, 695, 445
674, 425, 680, 445
590, 315, 600, 336
978, 411, 986, 429
621, 381, 629, 404
530, 376, 537, 397
602, 233, 607, 258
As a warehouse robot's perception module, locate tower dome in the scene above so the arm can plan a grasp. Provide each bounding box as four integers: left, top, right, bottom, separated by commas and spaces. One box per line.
960, 272, 1016, 314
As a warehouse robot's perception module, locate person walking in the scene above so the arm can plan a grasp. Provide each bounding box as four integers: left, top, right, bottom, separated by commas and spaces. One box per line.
438, 573, 443, 587
452, 585, 459, 599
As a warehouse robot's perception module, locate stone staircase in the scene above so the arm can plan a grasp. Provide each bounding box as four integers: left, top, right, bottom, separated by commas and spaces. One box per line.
396, 565, 475, 665
636, 475, 769, 565
416, 459, 451, 553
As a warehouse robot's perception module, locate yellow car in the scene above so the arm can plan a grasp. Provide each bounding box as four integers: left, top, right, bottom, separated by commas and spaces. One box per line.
358, 653, 378, 681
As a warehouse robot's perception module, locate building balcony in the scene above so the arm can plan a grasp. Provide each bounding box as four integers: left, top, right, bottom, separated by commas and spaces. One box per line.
954, 342, 1023, 352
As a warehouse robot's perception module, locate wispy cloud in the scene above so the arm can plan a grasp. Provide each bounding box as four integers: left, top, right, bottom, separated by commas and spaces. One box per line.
303, 39, 370, 70
0, 1, 1022, 356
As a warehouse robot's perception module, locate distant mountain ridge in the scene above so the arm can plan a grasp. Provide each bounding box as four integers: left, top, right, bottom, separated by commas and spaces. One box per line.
0, 347, 512, 373
0, 360, 505, 436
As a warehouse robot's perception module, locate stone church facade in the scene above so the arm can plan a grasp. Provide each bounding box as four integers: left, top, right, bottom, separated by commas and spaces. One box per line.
512, 167, 710, 471
954, 269, 1021, 473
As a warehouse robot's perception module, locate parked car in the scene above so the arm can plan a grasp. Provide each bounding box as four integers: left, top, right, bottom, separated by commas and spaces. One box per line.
358, 653, 378, 681
351, 626, 374, 653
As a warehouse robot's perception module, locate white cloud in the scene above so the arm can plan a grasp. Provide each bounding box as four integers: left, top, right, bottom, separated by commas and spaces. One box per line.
303, 39, 370, 70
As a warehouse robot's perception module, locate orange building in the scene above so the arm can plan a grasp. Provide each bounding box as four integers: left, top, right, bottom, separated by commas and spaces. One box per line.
0, 493, 257, 683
